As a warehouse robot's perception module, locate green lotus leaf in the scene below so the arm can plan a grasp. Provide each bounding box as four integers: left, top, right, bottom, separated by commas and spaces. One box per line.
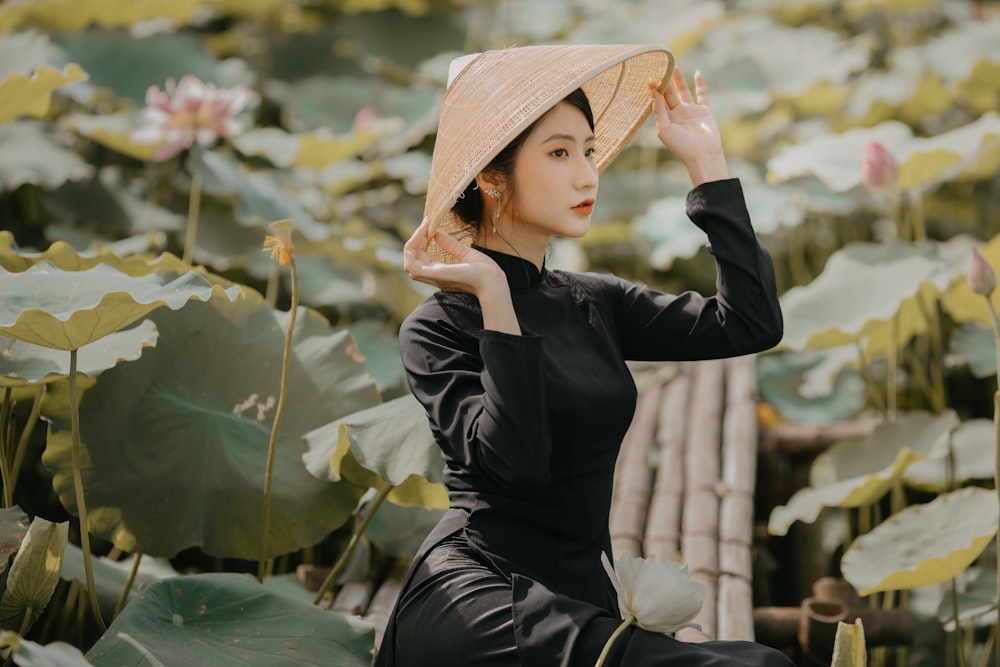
0, 261, 241, 350
843, 65, 952, 127
639, 181, 809, 271
570, 2, 722, 58
0, 319, 157, 387
303, 392, 448, 510
767, 120, 913, 191
0, 231, 189, 275
86, 573, 374, 666
0, 121, 93, 190
841, 487, 999, 596
382, 151, 432, 195
0, 63, 87, 125
203, 0, 288, 20
192, 150, 329, 242
768, 411, 958, 536
0, 517, 67, 633
41, 296, 380, 558
843, 0, 938, 18
949, 323, 996, 379
0, 32, 52, 81
295, 255, 367, 309
366, 501, 445, 559
779, 241, 946, 351
60, 544, 178, 621
755, 348, 865, 425
0, 633, 91, 667
936, 567, 995, 630
52, 32, 251, 105
349, 319, 406, 398
940, 231, 1000, 328
903, 419, 995, 493
278, 75, 437, 135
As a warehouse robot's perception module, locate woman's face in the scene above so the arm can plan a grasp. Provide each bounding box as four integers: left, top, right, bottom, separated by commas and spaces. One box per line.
506, 101, 599, 242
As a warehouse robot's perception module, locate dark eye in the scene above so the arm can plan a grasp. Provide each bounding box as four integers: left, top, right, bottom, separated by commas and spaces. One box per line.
585, 147, 596, 158
550, 148, 568, 158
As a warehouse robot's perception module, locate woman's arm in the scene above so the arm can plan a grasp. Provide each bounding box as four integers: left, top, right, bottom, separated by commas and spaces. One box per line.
399, 310, 552, 496
613, 178, 783, 361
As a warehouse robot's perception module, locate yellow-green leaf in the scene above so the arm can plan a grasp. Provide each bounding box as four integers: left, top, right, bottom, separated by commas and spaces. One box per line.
303, 393, 449, 509
0, 517, 68, 634
0, 63, 86, 125
64, 112, 163, 161
768, 411, 957, 536
0, 0, 198, 33
903, 419, 995, 493
0, 262, 242, 350
841, 487, 999, 596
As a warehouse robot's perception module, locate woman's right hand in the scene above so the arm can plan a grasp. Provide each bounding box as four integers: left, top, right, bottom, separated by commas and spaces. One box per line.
403, 218, 506, 296
403, 218, 521, 335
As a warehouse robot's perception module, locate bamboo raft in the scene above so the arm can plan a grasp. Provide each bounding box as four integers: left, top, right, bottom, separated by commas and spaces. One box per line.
306, 356, 765, 651
610, 357, 761, 643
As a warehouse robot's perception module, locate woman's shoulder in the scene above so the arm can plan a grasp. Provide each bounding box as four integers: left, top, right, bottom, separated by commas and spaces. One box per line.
400, 290, 483, 342
548, 268, 627, 301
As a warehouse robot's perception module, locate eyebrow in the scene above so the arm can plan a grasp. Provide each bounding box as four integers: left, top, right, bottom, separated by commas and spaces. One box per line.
541, 132, 596, 144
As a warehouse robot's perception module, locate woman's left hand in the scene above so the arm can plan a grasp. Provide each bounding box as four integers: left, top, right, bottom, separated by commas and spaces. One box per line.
648, 67, 729, 186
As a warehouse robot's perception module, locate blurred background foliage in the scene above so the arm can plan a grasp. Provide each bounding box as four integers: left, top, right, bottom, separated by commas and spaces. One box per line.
1, 0, 1000, 663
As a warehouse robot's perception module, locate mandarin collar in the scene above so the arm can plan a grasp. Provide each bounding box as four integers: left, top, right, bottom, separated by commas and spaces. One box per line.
474, 245, 545, 290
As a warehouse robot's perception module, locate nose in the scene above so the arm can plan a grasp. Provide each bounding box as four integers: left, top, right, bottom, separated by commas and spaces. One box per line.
574, 154, 599, 192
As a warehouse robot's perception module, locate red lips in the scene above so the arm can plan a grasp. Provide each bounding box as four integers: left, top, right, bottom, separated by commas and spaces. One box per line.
572, 199, 595, 215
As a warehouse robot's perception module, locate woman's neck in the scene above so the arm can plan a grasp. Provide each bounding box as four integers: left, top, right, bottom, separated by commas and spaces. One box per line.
475, 226, 548, 270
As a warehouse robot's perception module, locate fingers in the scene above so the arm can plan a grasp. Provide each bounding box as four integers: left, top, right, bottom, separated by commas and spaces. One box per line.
672, 66, 695, 105
662, 68, 682, 109
694, 70, 710, 108
646, 78, 671, 126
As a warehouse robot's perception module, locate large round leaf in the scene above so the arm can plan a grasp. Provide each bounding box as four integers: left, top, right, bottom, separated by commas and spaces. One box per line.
755, 348, 865, 424
778, 241, 946, 351
0, 320, 157, 387
0, 634, 91, 667
768, 411, 957, 536
303, 392, 448, 509
191, 150, 329, 242
0, 261, 241, 350
86, 573, 374, 666
41, 295, 381, 558
0, 63, 86, 125
949, 323, 996, 379
903, 419, 995, 493
841, 487, 999, 596
0, 121, 93, 190
2, 0, 197, 33
0, 231, 188, 275
0, 517, 67, 633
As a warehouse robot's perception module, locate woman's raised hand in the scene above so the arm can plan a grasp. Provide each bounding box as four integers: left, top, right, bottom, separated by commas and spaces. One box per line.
647, 67, 729, 186
402, 218, 505, 296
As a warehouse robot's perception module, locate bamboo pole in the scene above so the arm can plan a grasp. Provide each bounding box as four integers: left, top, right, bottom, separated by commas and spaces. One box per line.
610, 382, 663, 558
644, 372, 690, 562
680, 360, 725, 641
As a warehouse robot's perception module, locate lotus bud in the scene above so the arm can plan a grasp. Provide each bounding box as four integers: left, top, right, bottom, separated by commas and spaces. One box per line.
263, 219, 295, 266
600, 551, 704, 634
969, 248, 996, 296
861, 141, 898, 195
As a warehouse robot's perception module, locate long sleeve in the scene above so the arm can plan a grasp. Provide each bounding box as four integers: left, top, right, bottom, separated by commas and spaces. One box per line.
399, 309, 553, 496
614, 178, 783, 361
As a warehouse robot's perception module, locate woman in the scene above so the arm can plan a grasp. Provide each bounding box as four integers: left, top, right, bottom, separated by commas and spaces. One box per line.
375, 44, 789, 666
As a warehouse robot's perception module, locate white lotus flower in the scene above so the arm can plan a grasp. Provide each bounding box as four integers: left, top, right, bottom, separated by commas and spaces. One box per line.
600, 551, 704, 634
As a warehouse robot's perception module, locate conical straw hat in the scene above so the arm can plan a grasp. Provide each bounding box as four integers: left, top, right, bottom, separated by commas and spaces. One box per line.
424, 43, 674, 261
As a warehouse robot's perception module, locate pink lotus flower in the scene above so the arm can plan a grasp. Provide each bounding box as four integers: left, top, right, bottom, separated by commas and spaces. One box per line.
861, 141, 898, 195
131, 74, 257, 161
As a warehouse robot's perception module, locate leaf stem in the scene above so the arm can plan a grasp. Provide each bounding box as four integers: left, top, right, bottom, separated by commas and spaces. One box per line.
986, 296, 1000, 667
68, 349, 106, 632
114, 552, 143, 620
594, 617, 634, 667
0, 388, 13, 507
11, 384, 43, 500
312, 484, 393, 606
182, 167, 202, 265
258, 259, 299, 582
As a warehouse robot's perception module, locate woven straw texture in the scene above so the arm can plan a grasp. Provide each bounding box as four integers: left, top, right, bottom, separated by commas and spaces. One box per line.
423, 44, 674, 262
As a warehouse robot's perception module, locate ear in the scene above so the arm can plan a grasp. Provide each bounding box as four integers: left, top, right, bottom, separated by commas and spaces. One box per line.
476, 170, 506, 194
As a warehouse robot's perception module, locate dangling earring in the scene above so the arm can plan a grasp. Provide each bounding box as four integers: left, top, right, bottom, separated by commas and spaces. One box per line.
485, 189, 502, 233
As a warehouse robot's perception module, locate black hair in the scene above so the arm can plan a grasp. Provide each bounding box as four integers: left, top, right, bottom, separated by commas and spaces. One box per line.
452, 88, 595, 231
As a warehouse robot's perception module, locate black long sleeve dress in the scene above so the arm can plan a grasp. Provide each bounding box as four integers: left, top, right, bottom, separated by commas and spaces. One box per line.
373, 179, 791, 667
